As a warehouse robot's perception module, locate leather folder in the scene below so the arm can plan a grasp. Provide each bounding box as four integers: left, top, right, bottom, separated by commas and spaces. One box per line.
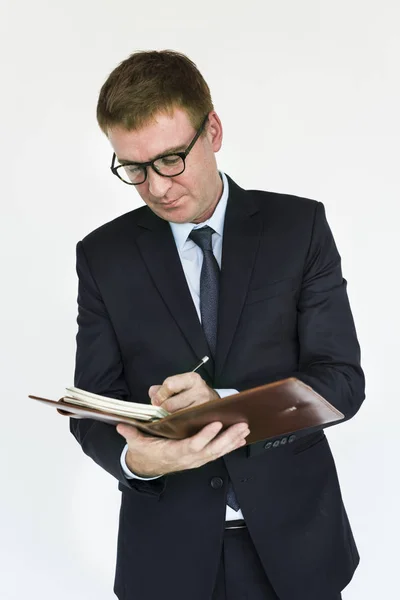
29, 377, 344, 445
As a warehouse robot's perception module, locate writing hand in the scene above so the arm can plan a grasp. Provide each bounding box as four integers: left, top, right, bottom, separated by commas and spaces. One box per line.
148, 371, 219, 413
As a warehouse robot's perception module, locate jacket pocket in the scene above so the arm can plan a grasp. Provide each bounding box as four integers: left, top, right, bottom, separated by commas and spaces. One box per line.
291, 430, 326, 454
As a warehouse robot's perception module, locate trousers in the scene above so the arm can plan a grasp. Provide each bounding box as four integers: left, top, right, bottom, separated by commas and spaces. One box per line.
212, 525, 343, 600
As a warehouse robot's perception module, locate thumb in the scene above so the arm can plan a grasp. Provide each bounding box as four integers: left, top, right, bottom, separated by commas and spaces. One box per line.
116, 423, 140, 441
149, 385, 162, 402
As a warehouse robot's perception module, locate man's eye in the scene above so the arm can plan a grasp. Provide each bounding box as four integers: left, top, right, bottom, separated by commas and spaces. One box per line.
159, 156, 181, 166
125, 165, 141, 174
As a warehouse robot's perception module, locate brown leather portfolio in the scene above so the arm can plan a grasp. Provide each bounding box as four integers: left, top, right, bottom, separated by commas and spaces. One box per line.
29, 377, 344, 445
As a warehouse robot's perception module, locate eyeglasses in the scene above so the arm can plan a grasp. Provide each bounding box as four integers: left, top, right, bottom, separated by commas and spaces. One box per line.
110, 114, 209, 185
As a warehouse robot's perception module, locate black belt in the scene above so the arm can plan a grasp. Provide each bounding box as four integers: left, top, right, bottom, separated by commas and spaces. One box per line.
225, 519, 246, 530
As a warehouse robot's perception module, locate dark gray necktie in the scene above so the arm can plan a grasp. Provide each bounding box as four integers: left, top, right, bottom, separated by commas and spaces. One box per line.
188, 225, 240, 512
188, 226, 219, 358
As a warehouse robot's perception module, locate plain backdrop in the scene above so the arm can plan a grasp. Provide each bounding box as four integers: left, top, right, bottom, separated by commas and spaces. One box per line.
1, 1, 399, 598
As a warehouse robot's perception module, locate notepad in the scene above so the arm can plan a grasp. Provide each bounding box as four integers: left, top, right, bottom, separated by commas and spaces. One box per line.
64, 387, 169, 421
30, 378, 345, 445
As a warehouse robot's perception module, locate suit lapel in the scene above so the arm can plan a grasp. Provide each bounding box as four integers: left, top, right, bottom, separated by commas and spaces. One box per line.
136, 208, 214, 380
135, 175, 262, 383
215, 176, 262, 379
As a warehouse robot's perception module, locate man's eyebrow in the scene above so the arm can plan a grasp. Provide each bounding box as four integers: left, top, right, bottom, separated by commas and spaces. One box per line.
118, 145, 187, 165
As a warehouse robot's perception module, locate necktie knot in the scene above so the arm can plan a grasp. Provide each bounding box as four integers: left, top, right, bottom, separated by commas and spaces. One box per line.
188, 225, 215, 252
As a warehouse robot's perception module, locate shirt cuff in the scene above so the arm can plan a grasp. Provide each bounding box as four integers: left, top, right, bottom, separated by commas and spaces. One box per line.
214, 388, 239, 398
120, 444, 163, 480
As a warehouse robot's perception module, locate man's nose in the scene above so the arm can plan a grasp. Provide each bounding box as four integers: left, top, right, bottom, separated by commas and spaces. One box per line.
147, 167, 173, 198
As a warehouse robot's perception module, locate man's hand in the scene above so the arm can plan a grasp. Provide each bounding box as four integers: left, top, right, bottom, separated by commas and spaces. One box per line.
116, 371, 249, 478
117, 420, 250, 478
148, 371, 219, 413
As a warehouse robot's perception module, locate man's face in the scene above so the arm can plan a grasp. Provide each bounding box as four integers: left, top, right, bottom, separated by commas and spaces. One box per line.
107, 107, 223, 224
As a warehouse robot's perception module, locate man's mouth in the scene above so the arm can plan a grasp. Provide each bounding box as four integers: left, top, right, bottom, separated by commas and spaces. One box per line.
159, 197, 182, 207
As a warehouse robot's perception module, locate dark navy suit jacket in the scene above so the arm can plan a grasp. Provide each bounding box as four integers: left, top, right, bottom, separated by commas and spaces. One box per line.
71, 174, 365, 600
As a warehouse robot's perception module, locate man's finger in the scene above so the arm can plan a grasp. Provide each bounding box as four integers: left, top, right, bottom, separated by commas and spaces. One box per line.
148, 385, 161, 400
203, 422, 250, 458
116, 423, 141, 441
152, 372, 200, 405
149, 385, 162, 404
185, 421, 224, 453
157, 392, 196, 413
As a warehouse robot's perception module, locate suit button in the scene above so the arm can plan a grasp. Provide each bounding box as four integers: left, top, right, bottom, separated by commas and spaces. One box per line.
264, 442, 273, 450
280, 437, 287, 445
273, 440, 280, 448
210, 477, 224, 489
288, 435, 297, 444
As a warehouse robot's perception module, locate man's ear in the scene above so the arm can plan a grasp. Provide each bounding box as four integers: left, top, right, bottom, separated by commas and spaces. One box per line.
207, 111, 223, 153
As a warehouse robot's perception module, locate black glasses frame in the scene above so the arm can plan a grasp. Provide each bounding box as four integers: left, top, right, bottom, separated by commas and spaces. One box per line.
110, 113, 209, 185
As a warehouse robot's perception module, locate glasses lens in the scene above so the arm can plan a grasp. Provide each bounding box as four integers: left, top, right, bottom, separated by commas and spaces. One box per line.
153, 155, 185, 176
117, 164, 146, 185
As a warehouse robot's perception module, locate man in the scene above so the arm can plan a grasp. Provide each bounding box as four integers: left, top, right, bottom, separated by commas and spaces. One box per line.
71, 49, 365, 600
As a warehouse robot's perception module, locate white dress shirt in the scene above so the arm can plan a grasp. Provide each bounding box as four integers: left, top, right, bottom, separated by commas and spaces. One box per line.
121, 171, 244, 521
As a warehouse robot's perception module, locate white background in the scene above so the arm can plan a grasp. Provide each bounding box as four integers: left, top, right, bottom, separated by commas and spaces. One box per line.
1, 1, 399, 598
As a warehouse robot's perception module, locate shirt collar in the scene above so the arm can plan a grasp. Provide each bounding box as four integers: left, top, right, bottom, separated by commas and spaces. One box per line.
169, 171, 229, 252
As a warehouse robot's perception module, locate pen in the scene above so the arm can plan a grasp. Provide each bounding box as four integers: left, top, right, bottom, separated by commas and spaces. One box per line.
191, 355, 209, 372
151, 357, 210, 407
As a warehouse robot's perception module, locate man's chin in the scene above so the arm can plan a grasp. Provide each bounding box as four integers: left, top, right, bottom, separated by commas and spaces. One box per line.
167, 212, 195, 224
153, 202, 198, 224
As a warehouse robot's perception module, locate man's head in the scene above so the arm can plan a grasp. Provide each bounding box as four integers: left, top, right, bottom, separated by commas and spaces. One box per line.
97, 50, 223, 224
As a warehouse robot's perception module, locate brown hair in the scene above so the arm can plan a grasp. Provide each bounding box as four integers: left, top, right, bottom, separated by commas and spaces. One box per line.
96, 50, 214, 135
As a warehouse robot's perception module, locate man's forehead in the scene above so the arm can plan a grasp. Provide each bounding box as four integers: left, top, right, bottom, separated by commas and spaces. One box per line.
108, 109, 192, 163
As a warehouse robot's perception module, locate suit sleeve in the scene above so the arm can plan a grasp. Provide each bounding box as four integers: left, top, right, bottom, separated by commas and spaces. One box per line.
240, 201, 365, 421
70, 240, 166, 495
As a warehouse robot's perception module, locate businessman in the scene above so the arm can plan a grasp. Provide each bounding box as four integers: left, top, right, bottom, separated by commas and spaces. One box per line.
71, 49, 365, 600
